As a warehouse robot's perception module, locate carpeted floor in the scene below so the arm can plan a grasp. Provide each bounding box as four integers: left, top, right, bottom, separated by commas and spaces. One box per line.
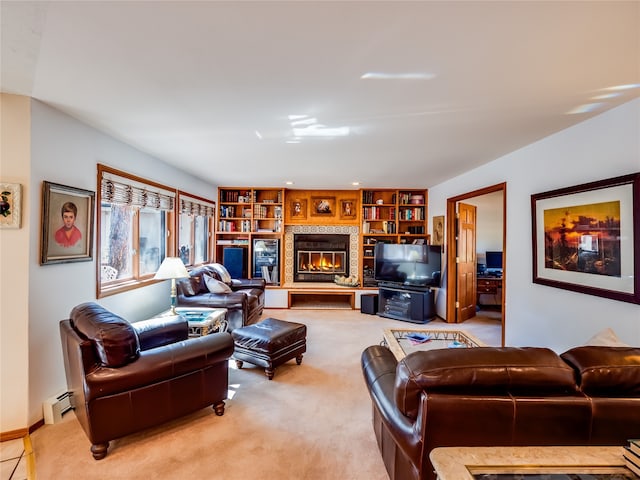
30, 309, 501, 479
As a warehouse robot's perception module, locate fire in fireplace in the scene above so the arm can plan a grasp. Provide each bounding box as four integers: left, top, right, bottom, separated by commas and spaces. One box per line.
294, 234, 349, 282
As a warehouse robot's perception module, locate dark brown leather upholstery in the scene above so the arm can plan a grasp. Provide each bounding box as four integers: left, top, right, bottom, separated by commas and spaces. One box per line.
231, 317, 307, 380
361, 344, 640, 480
176, 264, 265, 331
60, 302, 234, 460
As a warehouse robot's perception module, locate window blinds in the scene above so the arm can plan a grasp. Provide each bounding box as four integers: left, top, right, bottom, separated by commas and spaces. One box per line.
179, 196, 215, 217
100, 172, 175, 210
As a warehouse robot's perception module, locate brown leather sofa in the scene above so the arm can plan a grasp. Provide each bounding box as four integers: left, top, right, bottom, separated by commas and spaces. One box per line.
176, 263, 265, 331
361, 344, 640, 480
60, 302, 234, 459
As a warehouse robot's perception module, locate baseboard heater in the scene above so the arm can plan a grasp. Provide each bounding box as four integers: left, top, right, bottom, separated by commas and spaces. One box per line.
43, 390, 73, 424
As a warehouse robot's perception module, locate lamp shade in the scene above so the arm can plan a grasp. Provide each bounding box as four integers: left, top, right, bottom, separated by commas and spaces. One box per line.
154, 257, 189, 280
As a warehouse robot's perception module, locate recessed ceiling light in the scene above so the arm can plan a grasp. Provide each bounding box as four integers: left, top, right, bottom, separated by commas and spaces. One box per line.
591, 93, 621, 100
293, 125, 350, 137
290, 117, 317, 127
604, 84, 640, 91
286, 139, 301, 144
566, 103, 604, 114
286, 181, 294, 185
255, 130, 263, 140
361, 72, 436, 80
351, 182, 360, 186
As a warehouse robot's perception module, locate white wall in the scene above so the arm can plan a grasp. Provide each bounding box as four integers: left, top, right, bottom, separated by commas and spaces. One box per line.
0, 94, 31, 433
466, 191, 504, 262
429, 99, 640, 352
25, 99, 218, 427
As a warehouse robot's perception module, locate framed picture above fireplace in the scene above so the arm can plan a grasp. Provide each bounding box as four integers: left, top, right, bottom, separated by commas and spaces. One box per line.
290, 199, 307, 220
311, 197, 335, 216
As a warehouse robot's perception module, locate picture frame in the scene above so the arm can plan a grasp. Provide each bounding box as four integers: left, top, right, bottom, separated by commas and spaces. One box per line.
290, 199, 307, 220
41, 181, 95, 265
311, 196, 335, 216
531, 172, 640, 304
432, 215, 444, 246
340, 199, 357, 219
0, 182, 22, 229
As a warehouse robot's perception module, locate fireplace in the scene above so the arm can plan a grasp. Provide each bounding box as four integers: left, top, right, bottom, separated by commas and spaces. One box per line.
294, 234, 349, 282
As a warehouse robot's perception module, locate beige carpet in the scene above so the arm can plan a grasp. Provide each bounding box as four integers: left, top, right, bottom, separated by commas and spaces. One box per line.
31, 309, 501, 479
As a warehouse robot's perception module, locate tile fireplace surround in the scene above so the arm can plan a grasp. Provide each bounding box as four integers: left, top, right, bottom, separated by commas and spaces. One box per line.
284, 225, 360, 285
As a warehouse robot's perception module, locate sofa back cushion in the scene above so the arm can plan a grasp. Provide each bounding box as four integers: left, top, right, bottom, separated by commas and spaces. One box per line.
395, 347, 577, 419
561, 346, 640, 396
70, 302, 140, 368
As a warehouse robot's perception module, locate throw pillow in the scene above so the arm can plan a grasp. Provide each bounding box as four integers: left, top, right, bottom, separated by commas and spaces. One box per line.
205, 275, 232, 293
179, 276, 201, 297
583, 328, 630, 347
211, 263, 232, 284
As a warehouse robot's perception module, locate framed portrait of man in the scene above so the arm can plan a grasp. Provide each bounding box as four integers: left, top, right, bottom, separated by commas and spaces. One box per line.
41, 181, 95, 265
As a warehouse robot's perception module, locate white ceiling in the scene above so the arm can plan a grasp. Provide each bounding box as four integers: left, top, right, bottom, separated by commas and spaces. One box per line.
2, 1, 639, 190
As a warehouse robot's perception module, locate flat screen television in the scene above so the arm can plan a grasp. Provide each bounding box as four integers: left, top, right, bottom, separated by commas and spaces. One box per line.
485, 251, 503, 271
374, 243, 442, 287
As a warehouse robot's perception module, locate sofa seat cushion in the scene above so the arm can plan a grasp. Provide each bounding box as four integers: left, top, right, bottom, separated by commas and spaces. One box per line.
396, 347, 577, 419
561, 346, 640, 396
70, 302, 140, 368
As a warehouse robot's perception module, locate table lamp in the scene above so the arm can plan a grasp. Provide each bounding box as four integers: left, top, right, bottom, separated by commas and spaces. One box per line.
154, 257, 189, 314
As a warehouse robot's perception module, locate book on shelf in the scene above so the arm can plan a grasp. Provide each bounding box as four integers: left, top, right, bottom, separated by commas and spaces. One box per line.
261, 266, 271, 283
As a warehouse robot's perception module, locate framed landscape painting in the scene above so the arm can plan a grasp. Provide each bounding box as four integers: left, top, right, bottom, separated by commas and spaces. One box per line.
531, 172, 640, 304
41, 181, 95, 265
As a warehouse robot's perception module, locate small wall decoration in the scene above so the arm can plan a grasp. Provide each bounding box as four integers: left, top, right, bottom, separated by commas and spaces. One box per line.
41, 181, 95, 265
432, 215, 444, 246
340, 199, 357, 219
0, 183, 22, 229
531, 172, 639, 304
290, 199, 307, 220
311, 197, 335, 216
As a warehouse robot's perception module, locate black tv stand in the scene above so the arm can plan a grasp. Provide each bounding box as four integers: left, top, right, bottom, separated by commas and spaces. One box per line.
377, 283, 436, 324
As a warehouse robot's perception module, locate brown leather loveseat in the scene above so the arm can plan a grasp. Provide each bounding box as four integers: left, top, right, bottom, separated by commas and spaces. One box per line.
60, 302, 234, 459
176, 263, 265, 331
361, 344, 640, 480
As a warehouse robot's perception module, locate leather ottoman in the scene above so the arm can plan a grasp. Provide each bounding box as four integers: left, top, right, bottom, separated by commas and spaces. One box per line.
231, 317, 306, 380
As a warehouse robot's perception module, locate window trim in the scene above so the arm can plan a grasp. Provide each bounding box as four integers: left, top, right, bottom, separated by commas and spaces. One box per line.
96, 164, 177, 298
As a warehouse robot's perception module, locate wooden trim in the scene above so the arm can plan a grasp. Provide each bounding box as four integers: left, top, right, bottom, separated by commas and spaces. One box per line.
446, 182, 506, 346
0, 427, 29, 442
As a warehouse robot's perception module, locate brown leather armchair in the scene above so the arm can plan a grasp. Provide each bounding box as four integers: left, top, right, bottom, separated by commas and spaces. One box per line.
60, 302, 234, 459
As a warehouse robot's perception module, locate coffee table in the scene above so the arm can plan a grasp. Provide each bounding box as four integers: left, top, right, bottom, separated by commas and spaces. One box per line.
172, 307, 228, 337
429, 446, 633, 480
383, 328, 485, 360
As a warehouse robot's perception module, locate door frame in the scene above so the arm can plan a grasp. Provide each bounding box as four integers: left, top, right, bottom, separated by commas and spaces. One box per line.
445, 182, 506, 345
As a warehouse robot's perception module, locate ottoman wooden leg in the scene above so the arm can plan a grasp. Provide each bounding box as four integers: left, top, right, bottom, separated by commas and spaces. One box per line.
235, 359, 244, 369
296, 354, 303, 365
265, 367, 275, 380
213, 401, 225, 416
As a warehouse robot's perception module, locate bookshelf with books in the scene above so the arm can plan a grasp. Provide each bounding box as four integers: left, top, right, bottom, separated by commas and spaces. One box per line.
360, 189, 429, 287
216, 187, 284, 282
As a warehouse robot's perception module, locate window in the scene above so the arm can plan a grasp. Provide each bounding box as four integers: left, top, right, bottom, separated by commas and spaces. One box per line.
97, 165, 176, 297
178, 192, 215, 267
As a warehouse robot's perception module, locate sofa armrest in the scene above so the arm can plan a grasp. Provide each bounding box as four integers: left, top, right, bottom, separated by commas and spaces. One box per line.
361, 346, 420, 457
178, 291, 248, 310
84, 332, 234, 402
132, 315, 188, 351
230, 278, 266, 290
